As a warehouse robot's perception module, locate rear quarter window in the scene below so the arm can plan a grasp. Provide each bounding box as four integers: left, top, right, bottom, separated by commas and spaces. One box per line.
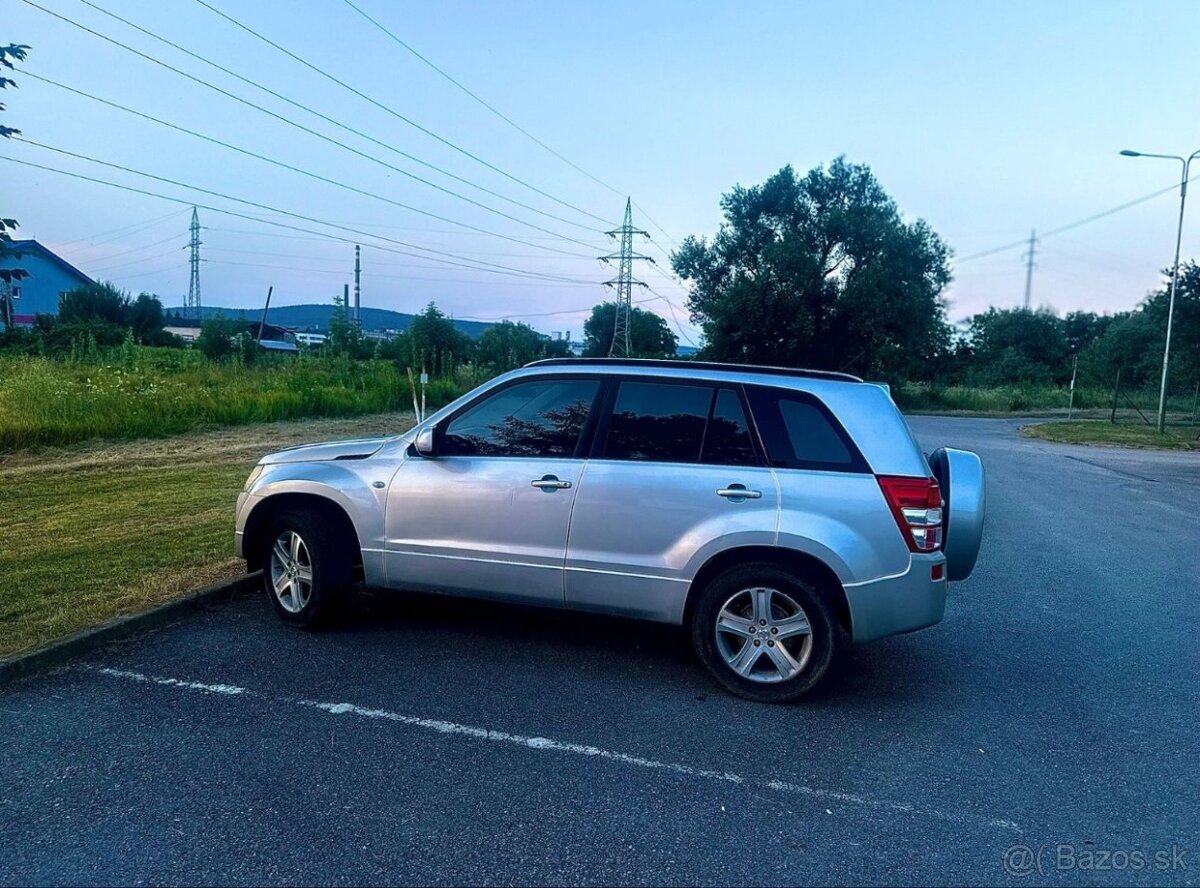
747, 386, 868, 473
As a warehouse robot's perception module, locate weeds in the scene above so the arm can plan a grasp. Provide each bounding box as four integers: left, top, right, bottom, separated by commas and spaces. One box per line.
0, 347, 468, 451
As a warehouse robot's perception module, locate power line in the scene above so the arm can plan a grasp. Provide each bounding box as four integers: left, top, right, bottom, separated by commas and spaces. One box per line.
338, 0, 626, 202
109, 261, 187, 282
191, 0, 614, 228
75, 0, 602, 237
204, 258, 599, 290
53, 208, 187, 248
456, 293, 662, 324
69, 231, 182, 264
645, 285, 697, 346
22, 70, 599, 259
955, 176, 1194, 264
633, 201, 681, 248
90, 245, 185, 273
204, 243, 601, 266
2, 153, 602, 285
335, 0, 697, 254
13, 137, 602, 283
21, 0, 603, 244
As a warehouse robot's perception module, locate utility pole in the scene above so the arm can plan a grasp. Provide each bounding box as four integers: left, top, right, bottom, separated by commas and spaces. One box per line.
187, 207, 202, 318
354, 245, 361, 324
600, 198, 654, 357
1022, 228, 1038, 310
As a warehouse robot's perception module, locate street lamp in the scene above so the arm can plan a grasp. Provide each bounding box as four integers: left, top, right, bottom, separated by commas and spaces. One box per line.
1120, 147, 1200, 433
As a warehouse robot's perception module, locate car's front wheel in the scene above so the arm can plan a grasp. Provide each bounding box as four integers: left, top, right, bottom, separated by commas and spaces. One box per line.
260, 509, 351, 629
691, 562, 841, 703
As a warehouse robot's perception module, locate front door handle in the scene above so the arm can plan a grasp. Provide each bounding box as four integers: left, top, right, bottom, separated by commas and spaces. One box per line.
531, 474, 572, 490
717, 484, 762, 501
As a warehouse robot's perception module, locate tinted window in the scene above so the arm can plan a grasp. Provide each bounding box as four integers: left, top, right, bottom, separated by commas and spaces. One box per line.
603, 381, 711, 462
701, 388, 757, 466
442, 378, 598, 457
747, 387, 862, 471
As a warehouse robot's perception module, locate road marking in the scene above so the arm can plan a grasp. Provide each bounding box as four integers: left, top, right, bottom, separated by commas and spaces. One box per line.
82, 665, 1020, 834
93, 667, 248, 696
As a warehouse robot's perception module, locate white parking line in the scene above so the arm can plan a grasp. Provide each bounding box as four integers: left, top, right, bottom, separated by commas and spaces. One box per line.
82, 665, 1021, 835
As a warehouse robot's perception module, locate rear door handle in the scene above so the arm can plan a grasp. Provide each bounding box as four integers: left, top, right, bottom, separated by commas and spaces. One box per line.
531, 474, 572, 490
717, 484, 762, 501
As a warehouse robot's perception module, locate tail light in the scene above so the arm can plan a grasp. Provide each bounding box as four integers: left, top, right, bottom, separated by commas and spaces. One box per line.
878, 476, 943, 553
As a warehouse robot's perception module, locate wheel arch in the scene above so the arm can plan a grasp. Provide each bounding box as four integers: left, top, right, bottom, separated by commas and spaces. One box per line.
243, 492, 363, 574
683, 545, 851, 634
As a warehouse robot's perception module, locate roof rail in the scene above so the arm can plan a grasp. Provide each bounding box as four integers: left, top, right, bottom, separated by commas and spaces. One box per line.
523, 357, 863, 383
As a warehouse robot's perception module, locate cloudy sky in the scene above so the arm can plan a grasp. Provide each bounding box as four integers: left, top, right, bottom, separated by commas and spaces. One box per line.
6, 0, 1200, 341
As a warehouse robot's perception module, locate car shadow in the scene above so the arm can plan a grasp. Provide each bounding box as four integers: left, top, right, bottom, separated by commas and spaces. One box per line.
329, 586, 959, 710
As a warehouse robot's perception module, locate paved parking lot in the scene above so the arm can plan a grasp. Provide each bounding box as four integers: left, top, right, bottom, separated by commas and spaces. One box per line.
2, 416, 1198, 886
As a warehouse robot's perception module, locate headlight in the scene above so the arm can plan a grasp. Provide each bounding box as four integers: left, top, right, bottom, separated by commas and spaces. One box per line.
243, 465, 264, 491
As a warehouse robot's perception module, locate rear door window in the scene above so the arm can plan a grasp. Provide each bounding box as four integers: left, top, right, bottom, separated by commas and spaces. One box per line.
602, 381, 712, 462
701, 388, 757, 466
747, 386, 867, 472
599, 380, 760, 466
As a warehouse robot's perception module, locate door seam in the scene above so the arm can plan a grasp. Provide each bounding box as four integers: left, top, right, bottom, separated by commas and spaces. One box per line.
560, 459, 589, 603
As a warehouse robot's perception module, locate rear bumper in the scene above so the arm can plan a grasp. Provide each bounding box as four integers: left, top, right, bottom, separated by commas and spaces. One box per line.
844, 554, 947, 642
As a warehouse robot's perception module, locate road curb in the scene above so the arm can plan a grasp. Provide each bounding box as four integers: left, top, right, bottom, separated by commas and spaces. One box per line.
0, 573, 261, 687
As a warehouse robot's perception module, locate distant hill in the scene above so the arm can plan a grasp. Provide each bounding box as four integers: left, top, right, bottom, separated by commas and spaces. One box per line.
168, 303, 495, 339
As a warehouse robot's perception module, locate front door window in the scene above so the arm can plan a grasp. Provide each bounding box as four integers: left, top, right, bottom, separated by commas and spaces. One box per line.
442, 378, 599, 458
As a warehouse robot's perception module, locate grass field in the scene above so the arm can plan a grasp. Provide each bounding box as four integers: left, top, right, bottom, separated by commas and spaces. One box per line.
0, 349, 464, 451
896, 381, 1198, 415
0, 411, 415, 659
1021, 420, 1199, 450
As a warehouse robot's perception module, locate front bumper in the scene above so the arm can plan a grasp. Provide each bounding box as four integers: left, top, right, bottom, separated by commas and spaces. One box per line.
233, 491, 257, 559
843, 554, 947, 642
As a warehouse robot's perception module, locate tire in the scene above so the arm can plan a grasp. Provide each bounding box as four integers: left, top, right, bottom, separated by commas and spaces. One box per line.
259, 507, 353, 629
691, 562, 842, 703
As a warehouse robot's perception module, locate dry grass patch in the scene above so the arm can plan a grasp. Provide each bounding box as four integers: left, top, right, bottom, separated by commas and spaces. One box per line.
1021, 420, 1198, 451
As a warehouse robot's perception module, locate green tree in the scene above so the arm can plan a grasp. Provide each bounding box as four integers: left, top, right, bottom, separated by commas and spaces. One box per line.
673, 158, 951, 379
58, 282, 130, 326
409, 302, 473, 375
196, 316, 240, 361
127, 292, 164, 340
327, 291, 369, 359
1080, 263, 1200, 391
582, 302, 678, 358
1, 44, 31, 327
475, 320, 546, 371
1063, 310, 1113, 356
963, 307, 1069, 385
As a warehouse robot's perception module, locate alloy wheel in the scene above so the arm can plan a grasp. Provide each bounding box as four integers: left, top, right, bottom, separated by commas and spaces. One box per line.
715, 586, 813, 683
269, 530, 313, 614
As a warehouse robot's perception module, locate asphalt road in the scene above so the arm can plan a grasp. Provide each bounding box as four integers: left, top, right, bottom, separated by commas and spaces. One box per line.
2, 417, 1198, 886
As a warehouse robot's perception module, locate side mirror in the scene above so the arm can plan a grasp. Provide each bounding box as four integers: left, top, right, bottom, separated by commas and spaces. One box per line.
414, 426, 437, 457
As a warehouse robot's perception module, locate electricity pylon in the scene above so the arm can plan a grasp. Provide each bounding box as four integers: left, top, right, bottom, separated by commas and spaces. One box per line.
186, 207, 202, 317
600, 198, 654, 357
1022, 228, 1038, 310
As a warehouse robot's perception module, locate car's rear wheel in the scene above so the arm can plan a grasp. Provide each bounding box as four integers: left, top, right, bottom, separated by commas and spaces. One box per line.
260, 508, 351, 629
691, 562, 841, 703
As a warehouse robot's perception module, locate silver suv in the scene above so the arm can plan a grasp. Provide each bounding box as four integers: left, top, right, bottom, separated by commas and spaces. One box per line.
235, 358, 984, 702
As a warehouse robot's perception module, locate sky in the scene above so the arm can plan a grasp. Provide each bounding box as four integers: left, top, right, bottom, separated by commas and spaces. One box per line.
6, 0, 1200, 343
